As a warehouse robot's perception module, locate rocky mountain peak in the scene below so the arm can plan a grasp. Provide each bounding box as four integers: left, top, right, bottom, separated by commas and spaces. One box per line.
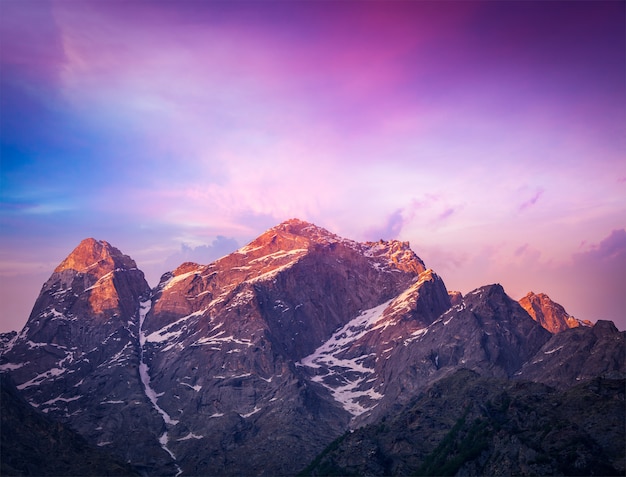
240, 219, 344, 255
6, 238, 150, 356
463, 283, 507, 307
0, 239, 156, 471
54, 238, 137, 276
592, 319, 619, 335
33, 238, 145, 320
519, 291, 592, 334
274, 218, 339, 239
359, 239, 426, 275
232, 219, 426, 278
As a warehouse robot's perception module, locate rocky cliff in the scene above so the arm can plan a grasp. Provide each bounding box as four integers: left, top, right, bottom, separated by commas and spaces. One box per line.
519, 291, 593, 333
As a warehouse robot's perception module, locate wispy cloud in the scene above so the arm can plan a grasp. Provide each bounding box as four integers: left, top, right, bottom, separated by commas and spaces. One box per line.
518, 188, 544, 212
514, 243, 529, 257
436, 208, 456, 222
574, 229, 626, 262
364, 209, 405, 241
163, 236, 239, 272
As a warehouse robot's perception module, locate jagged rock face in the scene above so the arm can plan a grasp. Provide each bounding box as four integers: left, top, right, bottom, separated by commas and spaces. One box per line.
519, 291, 592, 333
352, 284, 552, 425
1, 238, 151, 385
21, 238, 148, 349
517, 320, 626, 389
145, 219, 426, 359
137, 219, 428, 475
299, 269, 452, 418
0, 332, 17, 354
452, 286, 553, 378
448, 290, 463, 306
0, 239, 173, 475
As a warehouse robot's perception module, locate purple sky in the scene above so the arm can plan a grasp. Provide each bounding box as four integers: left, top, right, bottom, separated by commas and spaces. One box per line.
1, 0, 625, 332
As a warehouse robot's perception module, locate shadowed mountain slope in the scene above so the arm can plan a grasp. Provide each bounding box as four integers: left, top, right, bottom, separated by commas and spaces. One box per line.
300, 369, 625, 476
1, 373, 140, 476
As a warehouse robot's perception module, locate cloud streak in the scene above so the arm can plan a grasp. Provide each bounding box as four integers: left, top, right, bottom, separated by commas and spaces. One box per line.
518, 189, 544, 212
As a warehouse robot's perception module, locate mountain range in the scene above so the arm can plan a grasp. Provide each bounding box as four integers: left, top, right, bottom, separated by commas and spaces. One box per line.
1, 219, 624, 476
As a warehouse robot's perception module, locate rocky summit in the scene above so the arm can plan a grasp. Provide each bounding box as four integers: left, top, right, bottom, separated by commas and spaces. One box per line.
519, 291, 593, 333
1, 219, 624, 476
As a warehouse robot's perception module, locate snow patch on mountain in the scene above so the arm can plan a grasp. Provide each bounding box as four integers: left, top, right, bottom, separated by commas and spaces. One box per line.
162, 269, 200, 291
17, 366, 69, 390
41, 394, 82, 406
544, 345, 564, 355
98, 342, 133, 369
240, 406, 262, 418
403, 327, 429, 346
145, 309, 207, 346
159, 432, 182, 476
138, 299, 179, 426
180, 382, 202, 392
193, 332, 252, 348
177, 432, 204, 441
300, 300, 393, 416
249, 248, 308, 264
137, 298, 183, 473
0, 361, 28, 371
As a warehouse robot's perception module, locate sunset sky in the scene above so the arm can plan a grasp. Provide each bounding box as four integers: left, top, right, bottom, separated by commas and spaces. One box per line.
1, 0, 625, 332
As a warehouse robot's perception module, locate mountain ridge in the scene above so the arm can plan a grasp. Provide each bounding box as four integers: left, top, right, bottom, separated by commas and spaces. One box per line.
1, 218, 623, 476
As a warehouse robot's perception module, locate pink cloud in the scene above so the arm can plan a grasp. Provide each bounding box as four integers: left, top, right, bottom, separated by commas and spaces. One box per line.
364, 209, 405, 241
437, 208, 455, 222
514, 244, 529, 257
575, 229, 626, 262
518, 188, 544, 212
561, 229, 626, 327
